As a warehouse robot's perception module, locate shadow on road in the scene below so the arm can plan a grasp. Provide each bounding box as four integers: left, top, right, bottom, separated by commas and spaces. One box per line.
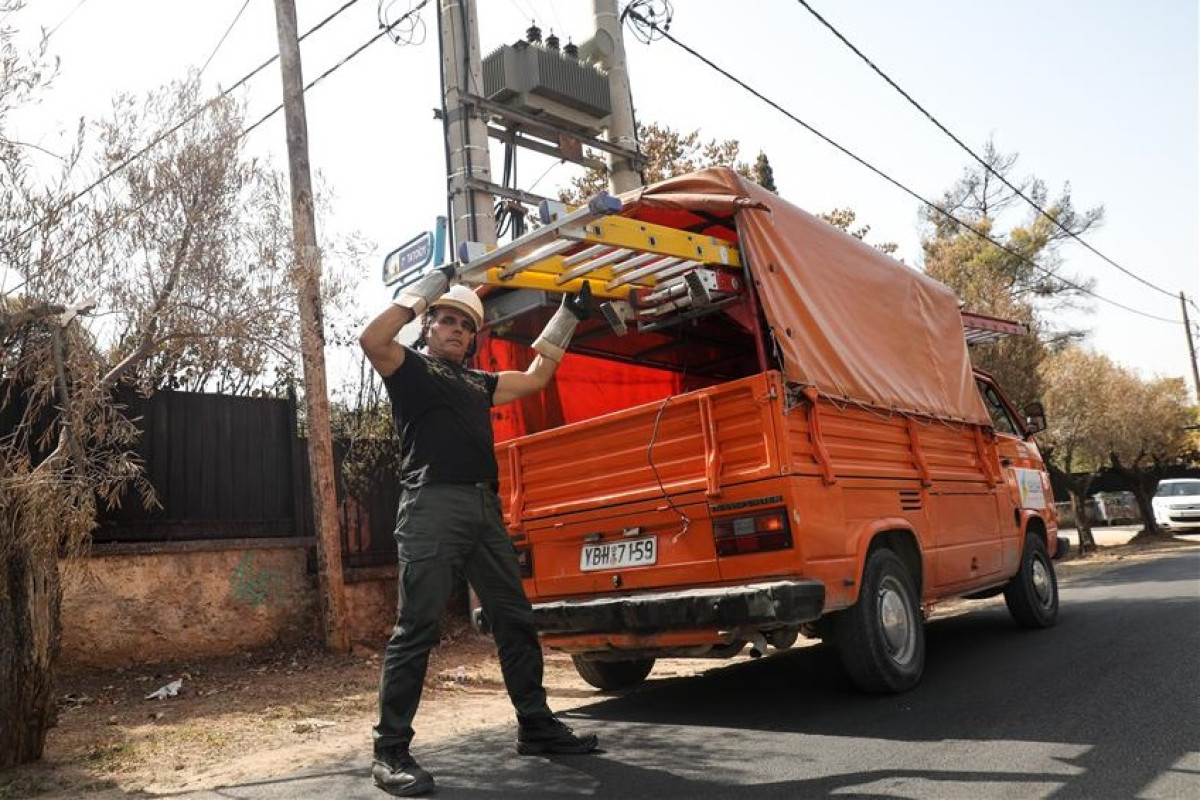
191, 552, 1200, 799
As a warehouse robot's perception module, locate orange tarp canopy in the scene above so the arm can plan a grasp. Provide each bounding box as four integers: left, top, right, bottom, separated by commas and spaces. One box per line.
478, 166, 990, 440
624, 167, 990, 425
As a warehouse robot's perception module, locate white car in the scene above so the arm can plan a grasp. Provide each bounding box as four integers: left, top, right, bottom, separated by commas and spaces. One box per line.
1151, 479, 1200, 531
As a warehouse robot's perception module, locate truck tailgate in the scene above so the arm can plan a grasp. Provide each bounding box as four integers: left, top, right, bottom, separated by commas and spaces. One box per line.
497, 372, 788, 598
498, 371, 786, 521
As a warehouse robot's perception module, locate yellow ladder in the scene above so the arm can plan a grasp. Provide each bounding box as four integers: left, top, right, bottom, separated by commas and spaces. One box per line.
456, 194, 746, 333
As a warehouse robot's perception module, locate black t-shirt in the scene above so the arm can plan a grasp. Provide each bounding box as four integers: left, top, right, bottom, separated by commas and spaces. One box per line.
382, 347, 500, 487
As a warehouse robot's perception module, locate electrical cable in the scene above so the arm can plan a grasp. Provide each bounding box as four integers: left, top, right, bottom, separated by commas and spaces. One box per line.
378, 0, 427, 45
10, 0, 429, 291
794, 0, 1179, 302
622, 7, 1182, 327
45, 0, 89, 40
198, 0, 252, 78
4, 0, 364, 253
243, 2, 428, 137
527, 158, 564, 192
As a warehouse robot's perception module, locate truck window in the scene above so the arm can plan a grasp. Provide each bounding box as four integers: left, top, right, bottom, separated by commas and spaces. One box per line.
976, 379, 1019, 436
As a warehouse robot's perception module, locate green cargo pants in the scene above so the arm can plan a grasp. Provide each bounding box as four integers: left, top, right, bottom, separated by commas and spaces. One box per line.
373, 482, 550, 750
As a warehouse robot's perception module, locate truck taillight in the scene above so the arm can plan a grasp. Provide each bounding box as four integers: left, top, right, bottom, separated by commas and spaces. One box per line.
713, 509, 792, 556
515, 545, 533, 578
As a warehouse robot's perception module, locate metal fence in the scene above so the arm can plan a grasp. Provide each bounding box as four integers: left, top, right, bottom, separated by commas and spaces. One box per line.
85, 389, 398, 567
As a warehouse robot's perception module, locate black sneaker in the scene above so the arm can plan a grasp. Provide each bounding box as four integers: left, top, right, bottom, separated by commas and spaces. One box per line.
372, 747, 435, 796
516, 715, 599, 755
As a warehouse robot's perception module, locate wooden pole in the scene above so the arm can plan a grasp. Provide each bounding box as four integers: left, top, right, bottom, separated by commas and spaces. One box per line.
1181, 292, 1200, 402
273, 0, 349, 651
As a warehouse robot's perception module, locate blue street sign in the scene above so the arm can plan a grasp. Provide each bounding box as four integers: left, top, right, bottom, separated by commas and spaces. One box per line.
382, 217, 449, 287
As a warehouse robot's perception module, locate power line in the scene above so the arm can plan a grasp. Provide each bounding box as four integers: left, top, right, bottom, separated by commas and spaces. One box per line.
793, 0, 1180, 302
198, 0, 253, 78
244, 0, 429, 137
45, 0, 89, 40
4, 0, 363, 253
622, 7, 1182, 327
6, 0, 430, 293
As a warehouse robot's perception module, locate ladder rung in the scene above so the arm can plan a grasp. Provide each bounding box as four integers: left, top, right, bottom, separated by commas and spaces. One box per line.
500, 238, 576, 278
562, 243, 613, 267
608, 258, 695, 290
556, 248, 635, 284
606, 251, 664, 276
651, 260, 705, 283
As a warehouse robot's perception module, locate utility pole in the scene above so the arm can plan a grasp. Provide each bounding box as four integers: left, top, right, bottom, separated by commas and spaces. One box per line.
273, 0, 349, 652
1181, 292, 1200, 401
593, 0, 641, 194
439, 0, 497, 250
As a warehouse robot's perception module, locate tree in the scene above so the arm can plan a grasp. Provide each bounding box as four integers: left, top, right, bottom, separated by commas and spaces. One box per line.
753, 151, 777, 193
1038, 347, 1124, 553
921, 139, 1104, 410
1040, 346, 1198, 544
1103, 373, 1196, 539
818, 207, 899, 257
1, 6, 152, 765
89, 79, 359, 395
0, 54, 354, 763
559, 121, 753, 204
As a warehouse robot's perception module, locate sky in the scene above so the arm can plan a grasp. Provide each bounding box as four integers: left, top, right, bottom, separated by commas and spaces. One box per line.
10, 0, 1200, 395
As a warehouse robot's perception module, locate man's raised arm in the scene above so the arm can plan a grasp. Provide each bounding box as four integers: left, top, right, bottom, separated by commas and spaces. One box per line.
493, 283, 591, 405
359, 267, 454, 377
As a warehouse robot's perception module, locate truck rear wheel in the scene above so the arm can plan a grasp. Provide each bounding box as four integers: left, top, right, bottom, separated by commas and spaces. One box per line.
834, 547, 925, 693
1004, 533, 1059, 628
571, 656, 655, 691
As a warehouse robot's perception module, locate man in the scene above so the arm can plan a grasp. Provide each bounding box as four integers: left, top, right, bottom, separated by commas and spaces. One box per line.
359, 267, 598, 797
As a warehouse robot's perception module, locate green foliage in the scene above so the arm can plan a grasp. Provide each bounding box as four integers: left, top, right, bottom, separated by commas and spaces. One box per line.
559, 121, 753, 204
922, 139, 1104, 407
89, 76, 361, 396
1040, 345, 1198, 537
818, 208, 899, 257
753, 151, 777, 193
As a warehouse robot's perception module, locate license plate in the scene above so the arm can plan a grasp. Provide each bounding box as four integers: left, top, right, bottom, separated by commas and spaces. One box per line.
580, 536, 657, 571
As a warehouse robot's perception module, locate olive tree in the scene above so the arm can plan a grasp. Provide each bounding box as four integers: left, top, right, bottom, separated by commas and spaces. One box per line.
1038, 347, 1123, 552
0, 41, 356, 761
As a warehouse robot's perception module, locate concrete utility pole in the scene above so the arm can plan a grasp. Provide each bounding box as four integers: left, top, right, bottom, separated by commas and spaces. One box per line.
439, 0, 497, 249
1181, 292, 1200, 401
594, 0, 641, 194
273, 0, 349, 652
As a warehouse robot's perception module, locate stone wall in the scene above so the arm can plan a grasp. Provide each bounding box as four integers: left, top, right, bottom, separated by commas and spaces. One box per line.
61, 539, 317, 668
60, 539, 403, 667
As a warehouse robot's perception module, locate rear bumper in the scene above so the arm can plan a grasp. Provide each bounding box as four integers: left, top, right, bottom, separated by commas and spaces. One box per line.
527, 579, 826, 636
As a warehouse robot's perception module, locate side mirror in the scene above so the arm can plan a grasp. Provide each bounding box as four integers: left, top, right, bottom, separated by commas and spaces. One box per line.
1024, 401, 1047, 435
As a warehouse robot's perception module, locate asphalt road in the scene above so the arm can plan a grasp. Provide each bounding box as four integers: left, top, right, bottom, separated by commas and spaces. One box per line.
185, 550, 1200, 799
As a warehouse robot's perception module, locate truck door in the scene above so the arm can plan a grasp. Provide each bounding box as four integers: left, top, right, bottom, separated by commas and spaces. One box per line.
975, 377, 1039, 573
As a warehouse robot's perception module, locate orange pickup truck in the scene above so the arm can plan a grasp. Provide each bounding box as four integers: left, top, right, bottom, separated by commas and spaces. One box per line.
470, 167, 1066, 693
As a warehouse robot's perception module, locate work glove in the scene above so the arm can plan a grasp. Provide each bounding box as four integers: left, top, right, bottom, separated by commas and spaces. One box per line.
533, 282, 592, 362
392, 265, 456, 318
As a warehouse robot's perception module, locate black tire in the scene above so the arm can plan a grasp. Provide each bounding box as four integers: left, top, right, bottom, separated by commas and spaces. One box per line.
571, 656, 655, 691
1004, 533, 1059, 628
834, 548, 925, 693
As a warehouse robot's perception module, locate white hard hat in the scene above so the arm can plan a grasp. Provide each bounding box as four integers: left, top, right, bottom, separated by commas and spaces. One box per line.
429, 284, 484, 330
